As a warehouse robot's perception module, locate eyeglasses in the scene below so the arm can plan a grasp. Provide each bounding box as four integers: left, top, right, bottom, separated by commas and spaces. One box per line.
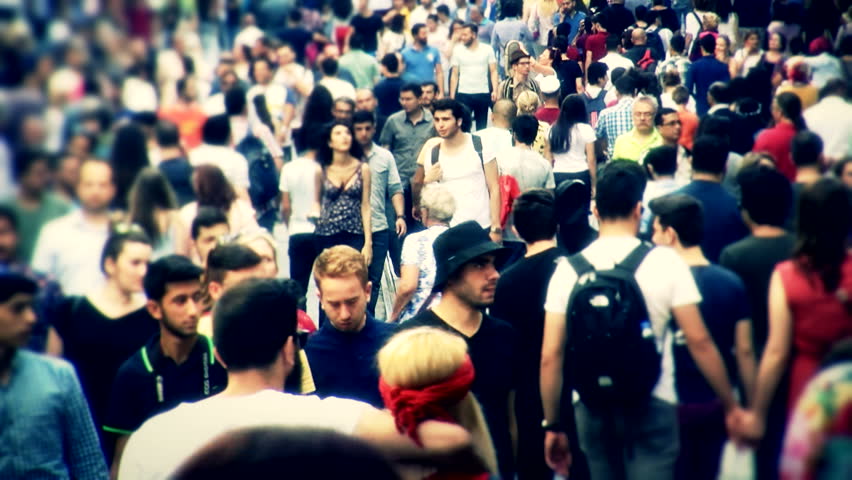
516, 61, 531, 66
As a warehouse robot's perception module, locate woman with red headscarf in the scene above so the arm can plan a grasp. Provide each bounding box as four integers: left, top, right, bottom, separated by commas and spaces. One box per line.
378, 327, 497, 479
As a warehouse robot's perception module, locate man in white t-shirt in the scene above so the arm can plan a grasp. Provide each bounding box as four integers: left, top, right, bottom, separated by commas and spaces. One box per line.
539, 161, 742, 478
475, 99, 516, 154
412, 99, 502, 244
280, 154, 320, 296
188, 115, 251, 202
449, 23, 499, 131
119, 278, 481, 480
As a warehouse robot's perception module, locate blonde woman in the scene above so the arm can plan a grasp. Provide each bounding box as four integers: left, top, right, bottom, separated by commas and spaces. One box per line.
233, 228, 279, 278
527, 0, 559, 56
715, 35, 738, 79
378, 327, 498, 478
516, 90, 551, 159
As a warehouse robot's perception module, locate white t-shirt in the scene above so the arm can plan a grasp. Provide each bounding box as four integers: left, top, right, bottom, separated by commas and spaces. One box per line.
188, 144, 250, 190
550, 123, 597, 173
496, 146, 555, 242
279, 156, 319, 236
319, 77, 357, 101
544, 237, 702, 405
451, 43, 496, 94
424, 135, 495, 228
475, 127, 513, 154
600, 53, 634, 88
119, 390, 369, 480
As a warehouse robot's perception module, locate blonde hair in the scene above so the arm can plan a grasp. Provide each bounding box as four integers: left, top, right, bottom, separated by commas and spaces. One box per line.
313, 245, 369, 287
378, 327, 499, 474
234, 229, 278, 264
516, 90, 541, 114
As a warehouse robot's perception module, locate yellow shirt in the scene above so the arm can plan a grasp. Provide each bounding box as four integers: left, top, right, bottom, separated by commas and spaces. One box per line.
612, 128, 664, 162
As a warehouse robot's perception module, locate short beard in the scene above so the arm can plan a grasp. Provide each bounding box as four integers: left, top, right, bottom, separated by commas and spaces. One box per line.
162, 319, 196, 340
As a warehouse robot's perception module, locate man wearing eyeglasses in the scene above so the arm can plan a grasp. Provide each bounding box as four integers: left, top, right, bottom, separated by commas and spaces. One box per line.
497, 49, 541, 103
655, 107, 693, 182
612, 96, 664, 162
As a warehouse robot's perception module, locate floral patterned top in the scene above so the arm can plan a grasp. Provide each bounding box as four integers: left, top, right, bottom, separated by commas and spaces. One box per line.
399, 225, 448, 322
780, 363, 852, 480
316, 165, 364, 236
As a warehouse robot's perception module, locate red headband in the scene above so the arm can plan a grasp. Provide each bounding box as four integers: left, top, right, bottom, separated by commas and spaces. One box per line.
379, 355, 476, 446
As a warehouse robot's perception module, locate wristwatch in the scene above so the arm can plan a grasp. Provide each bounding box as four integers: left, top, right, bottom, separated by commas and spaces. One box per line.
396, 214, 405, 220
490, 227, 503, 234
541, 419, 565, 433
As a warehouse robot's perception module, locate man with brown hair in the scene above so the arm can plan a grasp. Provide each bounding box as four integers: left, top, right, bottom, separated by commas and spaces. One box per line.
304, 246, 397, 408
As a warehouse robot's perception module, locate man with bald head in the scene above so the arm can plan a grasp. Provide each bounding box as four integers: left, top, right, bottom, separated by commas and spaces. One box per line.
476, 100, 517, 155
624, 27, 662, 68
355, 89, 387, 138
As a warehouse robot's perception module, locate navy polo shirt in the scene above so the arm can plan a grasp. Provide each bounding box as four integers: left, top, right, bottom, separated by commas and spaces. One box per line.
102, 334, 228, 435
304, 314, 397, 408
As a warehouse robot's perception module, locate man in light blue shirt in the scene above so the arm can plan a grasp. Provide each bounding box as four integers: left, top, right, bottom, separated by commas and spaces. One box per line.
31, 159, 114, 295
353, 111, 406, 314
0, 272, 108, 479
401, 23, 444, 96
552, 0, 586, 45
491, 1, 536, 78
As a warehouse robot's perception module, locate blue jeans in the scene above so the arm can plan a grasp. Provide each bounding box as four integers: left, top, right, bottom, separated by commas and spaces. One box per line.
456, 93, 491, 132
368, 229, 390, 315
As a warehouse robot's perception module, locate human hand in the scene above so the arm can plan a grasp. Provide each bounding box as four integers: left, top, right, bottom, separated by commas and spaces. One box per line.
361, 243, 373, 266
489, 230, 503, 245
491, 91, 498, 103
412, 206, 422, 221
395, 217, 407, 237
544, 431, 572, 476
424, 163, 443, 183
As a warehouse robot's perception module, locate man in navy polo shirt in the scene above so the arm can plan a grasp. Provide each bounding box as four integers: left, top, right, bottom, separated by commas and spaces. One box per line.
304, 246, 397, 408
103, 255, 227, 474
402, 23, 444, 97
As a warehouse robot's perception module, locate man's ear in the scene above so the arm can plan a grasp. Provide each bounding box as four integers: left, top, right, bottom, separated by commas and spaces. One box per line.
208, 281, 223, 301
282, 336, 296, 371
146, 300, 163, 321
365, 281, 372, 299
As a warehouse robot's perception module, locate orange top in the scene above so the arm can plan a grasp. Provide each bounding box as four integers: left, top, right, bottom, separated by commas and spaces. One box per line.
159, 105, 207, 150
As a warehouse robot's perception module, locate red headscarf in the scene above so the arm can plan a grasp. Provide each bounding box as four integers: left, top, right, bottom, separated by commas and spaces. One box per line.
379, 355, 476, 446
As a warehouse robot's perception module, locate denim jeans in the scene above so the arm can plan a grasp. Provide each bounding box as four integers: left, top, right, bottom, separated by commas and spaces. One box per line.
575, 398, 679, 480
368, 229, 390, 315
288, 233, 316, 298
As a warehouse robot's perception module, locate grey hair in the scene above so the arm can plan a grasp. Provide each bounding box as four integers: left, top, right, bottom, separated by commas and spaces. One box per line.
634, 95, 659, 113
420, 185, 456, 223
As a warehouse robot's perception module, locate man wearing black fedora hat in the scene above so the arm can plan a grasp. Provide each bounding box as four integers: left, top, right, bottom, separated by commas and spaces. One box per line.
401, 220, 519, 479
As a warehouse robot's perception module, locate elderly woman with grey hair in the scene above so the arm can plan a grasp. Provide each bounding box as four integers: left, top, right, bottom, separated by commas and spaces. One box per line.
390, 185, 456, 323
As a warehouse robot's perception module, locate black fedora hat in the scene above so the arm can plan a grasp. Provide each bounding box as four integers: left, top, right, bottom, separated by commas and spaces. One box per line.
433, 221, 508, 290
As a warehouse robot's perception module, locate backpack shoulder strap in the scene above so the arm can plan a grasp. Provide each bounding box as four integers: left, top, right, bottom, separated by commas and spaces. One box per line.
431, 143, 441, 166
567, 253, 594, 279
617, 242, 654, 274
471, 134, 484, 165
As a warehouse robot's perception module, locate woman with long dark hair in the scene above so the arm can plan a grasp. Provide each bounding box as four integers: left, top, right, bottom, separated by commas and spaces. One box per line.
294, 85, 334, 153
311, 121, 372, 265
752, 92, 806, 181
737, 178, 852, 449
179, 164, 259, 263
126, 167, 191, 259
548, 94, 597, 189
110, 122, 150, 211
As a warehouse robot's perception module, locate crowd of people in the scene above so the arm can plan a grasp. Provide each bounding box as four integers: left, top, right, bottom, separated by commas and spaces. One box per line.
2, 0, 852, 479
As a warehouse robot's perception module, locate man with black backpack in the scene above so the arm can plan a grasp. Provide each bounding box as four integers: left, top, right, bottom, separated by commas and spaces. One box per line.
412, 99, 502, 244
624, 28, 662, 72
540, 160, 742, 478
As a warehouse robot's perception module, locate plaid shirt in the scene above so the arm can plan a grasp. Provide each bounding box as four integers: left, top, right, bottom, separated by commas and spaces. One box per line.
596, 97, 636, 159
0, 351, 108, 479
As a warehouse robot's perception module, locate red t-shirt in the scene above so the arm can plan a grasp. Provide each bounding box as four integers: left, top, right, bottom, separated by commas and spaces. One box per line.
535, 106, 560, 125
159, 106, 207, 151
752, 122, 798, 181
678, 110, 699, 151
585, 32, 609, 63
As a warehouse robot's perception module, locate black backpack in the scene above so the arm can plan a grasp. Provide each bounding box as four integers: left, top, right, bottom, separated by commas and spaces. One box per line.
565, 242, 661, 412
235, 134, 278, 214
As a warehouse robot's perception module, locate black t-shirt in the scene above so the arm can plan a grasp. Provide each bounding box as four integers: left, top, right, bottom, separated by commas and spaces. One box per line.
719, 234, 795, 355
490, 247, 565, 477
275, 27, 313, 63
674, 265, 749, 404
557, 60, 583, 97
402, 310, 518, 479
374, 77, 405, 117
351, 13, 384, 53
158, 156, 195, 206
55, 297, 159, 429
602, 4, 635, 36
103, 334, 228, 435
